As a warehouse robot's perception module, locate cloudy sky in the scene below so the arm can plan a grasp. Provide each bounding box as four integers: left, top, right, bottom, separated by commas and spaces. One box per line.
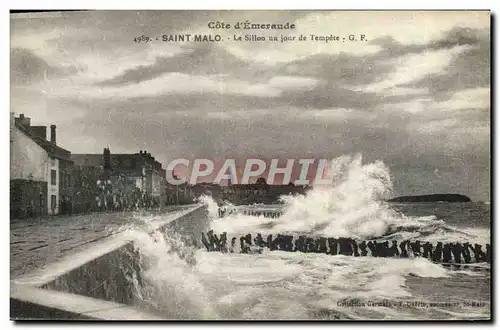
10, 10, 490, 200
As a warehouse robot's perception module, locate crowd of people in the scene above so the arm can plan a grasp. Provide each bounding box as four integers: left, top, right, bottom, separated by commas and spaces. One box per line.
200, 231, 491, 264
217, 207, 283, 218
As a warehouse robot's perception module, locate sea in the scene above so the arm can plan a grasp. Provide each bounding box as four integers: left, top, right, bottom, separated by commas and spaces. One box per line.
124, 155, 491, 320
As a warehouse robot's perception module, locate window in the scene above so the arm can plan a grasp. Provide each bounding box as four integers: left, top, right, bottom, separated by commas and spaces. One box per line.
39, 193, 44, 213
51, 169, 57, 185
51, 195, 57, 212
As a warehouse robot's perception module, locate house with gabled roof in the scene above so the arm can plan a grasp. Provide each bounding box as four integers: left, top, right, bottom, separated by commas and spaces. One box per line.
10, 113, 74, 218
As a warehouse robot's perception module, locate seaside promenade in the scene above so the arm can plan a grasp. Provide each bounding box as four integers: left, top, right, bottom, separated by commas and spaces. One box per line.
10, 205, 196, 278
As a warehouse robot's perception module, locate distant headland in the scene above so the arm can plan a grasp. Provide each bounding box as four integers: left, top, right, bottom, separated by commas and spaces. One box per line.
387, 194, 472, 203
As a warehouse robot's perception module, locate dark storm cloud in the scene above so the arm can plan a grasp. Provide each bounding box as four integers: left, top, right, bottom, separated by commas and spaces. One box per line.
371, 26, 488, 56
403, 40, 490, 95
68, 102, 369, 159
387, 26, 490, 95
96, 43, 394, 90
64, 88, 409, 162
10, 48, 81, 84
77, 82, 393, 112
278, 26, 489, 91
88, 80, 425, 114
96, 45, 254, 86
278, 83, 381, 110
276, 52, 394, 87
64, 93, 278, 114
93, 26, 489, 111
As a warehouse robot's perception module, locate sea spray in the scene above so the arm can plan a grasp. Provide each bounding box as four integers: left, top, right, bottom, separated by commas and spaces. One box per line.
277, 154, 402, 238
118, 221, 218, 319
196, 195, 220, 220
209, 154, 405, 238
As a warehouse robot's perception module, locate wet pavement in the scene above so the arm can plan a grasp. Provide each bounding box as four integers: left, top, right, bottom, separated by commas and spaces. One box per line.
10, 205, 196, 278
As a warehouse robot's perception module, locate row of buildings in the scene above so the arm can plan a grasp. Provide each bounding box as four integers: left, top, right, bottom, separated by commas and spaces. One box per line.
9, 113, 194, 219
10, 113, 310, 219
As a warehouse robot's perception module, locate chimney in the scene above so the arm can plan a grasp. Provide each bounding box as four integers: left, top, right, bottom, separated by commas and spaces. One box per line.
16, 114, 31, 128
103, 147, 111, 170
50, 125, 56, 144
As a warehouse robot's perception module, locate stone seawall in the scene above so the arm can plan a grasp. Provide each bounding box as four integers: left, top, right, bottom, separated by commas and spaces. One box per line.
11, 204, 209, 320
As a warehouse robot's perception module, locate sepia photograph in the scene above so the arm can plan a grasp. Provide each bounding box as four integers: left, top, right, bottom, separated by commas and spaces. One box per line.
9, 9, 491, 321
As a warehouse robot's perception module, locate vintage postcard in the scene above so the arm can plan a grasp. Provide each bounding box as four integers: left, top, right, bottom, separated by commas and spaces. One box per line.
10, 10, 491, 321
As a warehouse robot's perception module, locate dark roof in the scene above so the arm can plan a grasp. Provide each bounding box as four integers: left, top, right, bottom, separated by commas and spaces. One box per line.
72, 154, 104, 167
14, 121, 72, 162
72, 152, 166, 178
32, 137, 72, 161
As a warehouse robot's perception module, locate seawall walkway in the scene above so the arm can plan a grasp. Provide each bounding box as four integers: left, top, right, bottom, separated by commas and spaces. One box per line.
10, 205, 196, 278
